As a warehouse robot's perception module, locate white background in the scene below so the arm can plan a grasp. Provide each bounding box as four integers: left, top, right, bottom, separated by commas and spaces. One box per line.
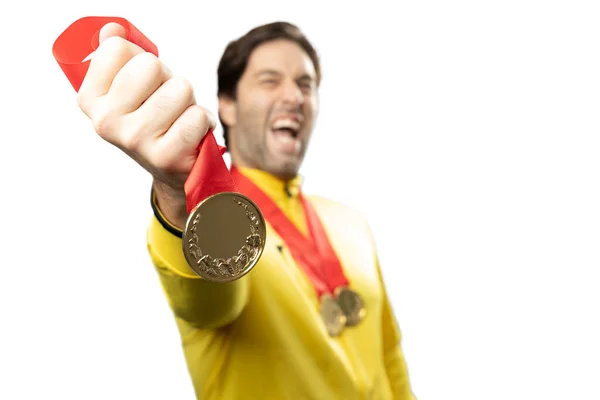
1, 0, 599, 399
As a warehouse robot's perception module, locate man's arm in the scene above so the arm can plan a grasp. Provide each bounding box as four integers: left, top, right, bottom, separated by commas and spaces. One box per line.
75, 24, 249, 329
148, 187, 249, 329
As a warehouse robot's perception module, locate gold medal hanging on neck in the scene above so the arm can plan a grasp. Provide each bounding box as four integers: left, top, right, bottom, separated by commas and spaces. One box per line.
320, 293, 347, 337
335, 287, 367, 326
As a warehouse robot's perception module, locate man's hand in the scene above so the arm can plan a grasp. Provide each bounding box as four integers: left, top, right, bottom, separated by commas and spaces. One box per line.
77, 22, 215, 229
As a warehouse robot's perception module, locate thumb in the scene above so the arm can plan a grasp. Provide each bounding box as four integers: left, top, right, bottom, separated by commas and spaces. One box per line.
98, 22, 128, 44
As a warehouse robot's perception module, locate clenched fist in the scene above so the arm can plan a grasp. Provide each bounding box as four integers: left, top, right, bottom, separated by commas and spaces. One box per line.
77, 23, 215, 229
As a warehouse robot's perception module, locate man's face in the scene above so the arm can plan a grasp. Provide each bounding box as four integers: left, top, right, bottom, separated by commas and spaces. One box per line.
223, 39, 319, 180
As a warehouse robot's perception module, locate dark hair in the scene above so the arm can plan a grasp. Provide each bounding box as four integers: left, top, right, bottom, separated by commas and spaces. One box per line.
217, 21, 321, 149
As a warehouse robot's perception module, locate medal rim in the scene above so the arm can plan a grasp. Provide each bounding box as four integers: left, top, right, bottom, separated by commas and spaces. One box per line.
182, 191, 267, 283
335, 286, 366, 326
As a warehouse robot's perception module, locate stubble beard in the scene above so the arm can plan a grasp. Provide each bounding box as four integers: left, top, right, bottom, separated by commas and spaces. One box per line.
234, 111, 308, 180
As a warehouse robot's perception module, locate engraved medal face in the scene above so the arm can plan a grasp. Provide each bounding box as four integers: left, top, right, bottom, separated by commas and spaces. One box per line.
182, 192, 266, 283
320, 294, 347, 337
336, 287, 366, 327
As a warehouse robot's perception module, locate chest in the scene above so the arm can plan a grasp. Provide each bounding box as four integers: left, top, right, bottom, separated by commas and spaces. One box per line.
242, 203, 384, 339
231, 209, 387, 393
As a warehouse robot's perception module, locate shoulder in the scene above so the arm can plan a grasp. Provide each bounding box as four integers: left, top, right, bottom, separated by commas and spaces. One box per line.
305, 195, 384, 292
307, 194, 364, 217
306, 194, 373, 237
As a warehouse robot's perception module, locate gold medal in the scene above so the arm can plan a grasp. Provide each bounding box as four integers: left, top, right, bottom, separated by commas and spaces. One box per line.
335, 287, 366, 326
182, 192, 266, 283
320, 293, 346, 337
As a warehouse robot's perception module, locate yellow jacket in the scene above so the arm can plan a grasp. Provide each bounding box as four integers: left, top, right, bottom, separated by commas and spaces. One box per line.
147, 167, 415, 399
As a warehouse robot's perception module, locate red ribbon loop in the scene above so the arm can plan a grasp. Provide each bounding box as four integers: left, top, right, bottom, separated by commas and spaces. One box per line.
53, 17, 238, 217
52, 17, 158, 92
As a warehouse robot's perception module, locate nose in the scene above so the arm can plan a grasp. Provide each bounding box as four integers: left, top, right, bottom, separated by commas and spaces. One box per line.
281, 79, 304, 107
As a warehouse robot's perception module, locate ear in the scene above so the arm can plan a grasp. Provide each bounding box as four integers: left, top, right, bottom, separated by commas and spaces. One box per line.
218, 95, 237, 127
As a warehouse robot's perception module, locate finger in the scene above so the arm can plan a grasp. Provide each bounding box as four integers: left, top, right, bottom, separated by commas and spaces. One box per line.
79, 36, 144, 101
196, 105, 217, 132
98, 22, 127, 43
78, 22, 129, 99
132, 76, 196, 137
105, 52, 173, 114
154, 104, 213, 164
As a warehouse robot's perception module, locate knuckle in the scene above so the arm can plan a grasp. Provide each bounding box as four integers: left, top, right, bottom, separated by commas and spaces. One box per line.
77, 86, 100, 116
194, 105, 210, 125
91, 108, 114, 139
192, 105, 211, 127
171, 76, 195, 103
154, 76, 194, 111
121, 129, 143, 151
137, 52, 163, 76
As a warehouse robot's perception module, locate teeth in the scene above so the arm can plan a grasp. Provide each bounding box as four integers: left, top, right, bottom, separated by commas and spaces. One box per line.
272, 118, 300, 131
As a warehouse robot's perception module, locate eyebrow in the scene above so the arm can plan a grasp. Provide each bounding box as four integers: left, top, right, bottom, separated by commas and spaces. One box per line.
255, 69, 282, 77
255, 69, 315, 81
297, 74, 314, 82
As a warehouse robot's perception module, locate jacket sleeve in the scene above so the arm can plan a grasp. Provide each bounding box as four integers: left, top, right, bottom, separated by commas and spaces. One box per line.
368, 222, 416, 399
378, 268, 417, 400
146, 191, 250, 329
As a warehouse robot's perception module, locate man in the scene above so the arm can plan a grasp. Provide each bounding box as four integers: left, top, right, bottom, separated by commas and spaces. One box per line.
77, 20, 415, 400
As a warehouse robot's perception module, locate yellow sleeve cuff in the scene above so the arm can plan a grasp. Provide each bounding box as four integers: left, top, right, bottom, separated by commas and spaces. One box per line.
147, 189, 199, 279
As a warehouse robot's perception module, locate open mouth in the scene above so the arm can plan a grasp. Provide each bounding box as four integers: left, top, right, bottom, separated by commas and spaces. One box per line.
270, 117, 302, 155
271, 118, 301, 138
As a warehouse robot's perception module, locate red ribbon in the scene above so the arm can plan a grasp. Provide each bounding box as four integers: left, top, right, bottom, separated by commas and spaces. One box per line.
52, 17, 158, 92
230, 166, 349, 298
52, 16, 237, 215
